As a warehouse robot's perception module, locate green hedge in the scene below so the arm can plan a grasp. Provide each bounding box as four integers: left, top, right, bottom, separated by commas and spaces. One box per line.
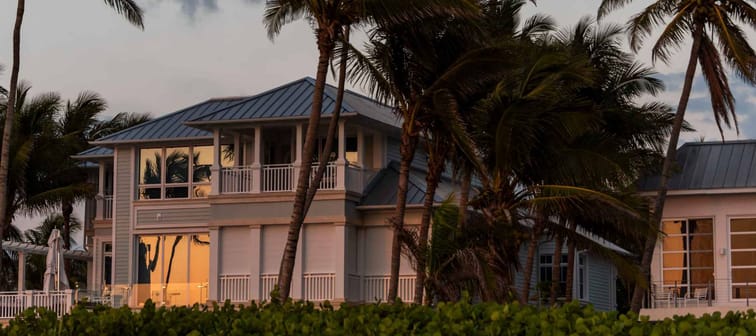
3, 300, 756, 336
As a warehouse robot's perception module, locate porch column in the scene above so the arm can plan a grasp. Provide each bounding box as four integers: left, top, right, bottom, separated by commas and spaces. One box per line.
17, 251, 25, 291
335, 120, 346, 189
249, 225, 261, 301
210, 129, 222, 196
333, 223, 347, 301
208, 227, 220, 302
233, 134, 241, 166
95, 160, 106, 219
292, 229, 304, 299
293, 123, 303, 190
251, 126, 262, 193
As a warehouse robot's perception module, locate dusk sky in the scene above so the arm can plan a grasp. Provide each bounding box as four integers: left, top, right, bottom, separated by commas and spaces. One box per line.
0, 0, 754, 233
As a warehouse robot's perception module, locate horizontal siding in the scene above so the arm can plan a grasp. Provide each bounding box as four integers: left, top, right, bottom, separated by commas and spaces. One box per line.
114, 147, 132, 285
587, 253, 616, 311
135, 207, 209, 226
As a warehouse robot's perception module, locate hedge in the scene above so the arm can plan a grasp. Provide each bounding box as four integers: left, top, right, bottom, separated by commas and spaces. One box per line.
2, 299, 756, 336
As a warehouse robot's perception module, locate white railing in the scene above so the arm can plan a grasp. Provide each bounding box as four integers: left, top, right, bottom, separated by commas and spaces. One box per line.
303, 273, 335, 301
103, 196, 113, 219
0, 290, 74, 319
262, 164, 294, 192
219, 274, 250, 303
312, 163, 337, 190
260, 274, 279, 300
363, 275, 416, 303
221, 167, 254, 194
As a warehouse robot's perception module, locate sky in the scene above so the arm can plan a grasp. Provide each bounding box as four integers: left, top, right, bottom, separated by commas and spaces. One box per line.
0, 0, 754, 234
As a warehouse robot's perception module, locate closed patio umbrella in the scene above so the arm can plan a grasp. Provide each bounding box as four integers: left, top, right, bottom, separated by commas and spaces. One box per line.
43, 229, 69, 292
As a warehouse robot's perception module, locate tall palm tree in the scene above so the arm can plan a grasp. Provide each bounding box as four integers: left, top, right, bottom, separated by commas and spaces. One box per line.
0, 0, 144, 277
598, 0, 756, 313
264, 0, 479, 300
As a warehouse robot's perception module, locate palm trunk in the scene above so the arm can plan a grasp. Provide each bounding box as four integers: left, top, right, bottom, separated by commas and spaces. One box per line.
387, 122, 419, 302
629, 24, 704, 313
550, 233, 564, 305
303, 26, 350, 213
565, 225, 576, 302
0, 0, 25, 286
520, 218, 544, 304
277, 28, 334, 300
414, 142, 446, 304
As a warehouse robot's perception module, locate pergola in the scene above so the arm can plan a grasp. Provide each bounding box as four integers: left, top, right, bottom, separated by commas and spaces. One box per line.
2, 241, 92, 290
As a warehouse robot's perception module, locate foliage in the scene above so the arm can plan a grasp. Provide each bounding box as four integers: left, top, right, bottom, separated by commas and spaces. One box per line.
8, 300, 756, 335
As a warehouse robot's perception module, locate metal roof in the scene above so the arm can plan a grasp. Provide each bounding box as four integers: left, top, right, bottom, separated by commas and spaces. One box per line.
187, 77, 399, 127
92, 98, 246, 144
71, 146, 113, 159
2, 241, 91, 260
360, 161, 450, 206
638, 140, 756, 191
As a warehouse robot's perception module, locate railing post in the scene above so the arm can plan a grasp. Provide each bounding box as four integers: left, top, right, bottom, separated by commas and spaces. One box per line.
335, 120, 346, 190
708, 280, 712, 306
24, 290, 33, 310
211, 129, 222, 196
65, 289, 74, 314
252, 126, 262, 193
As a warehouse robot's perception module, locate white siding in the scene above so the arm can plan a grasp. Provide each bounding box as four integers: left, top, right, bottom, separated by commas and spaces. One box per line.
261, 225, 287, 274
586, 252, 616, 311
113, 147, 132, 287
220, 227, 251, 274
363, 226, 414, 275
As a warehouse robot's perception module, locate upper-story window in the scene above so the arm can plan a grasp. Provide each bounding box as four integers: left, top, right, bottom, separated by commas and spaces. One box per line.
138, 145, 233, 200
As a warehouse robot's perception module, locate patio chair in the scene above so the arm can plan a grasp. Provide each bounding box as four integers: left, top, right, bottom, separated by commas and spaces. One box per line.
685, 287, 708, 307
651, 285, 675, 308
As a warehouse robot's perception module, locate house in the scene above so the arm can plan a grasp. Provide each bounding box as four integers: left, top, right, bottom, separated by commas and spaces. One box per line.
73, 77, 620, 310
638, 140, 756, 317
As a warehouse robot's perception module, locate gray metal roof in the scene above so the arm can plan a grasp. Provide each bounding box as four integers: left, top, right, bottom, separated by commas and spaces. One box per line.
72, 146, 113, 159
638, 140, 756, 191
92, 98, 246, 144
360, 161, 451, 206
187, 77, 399, 127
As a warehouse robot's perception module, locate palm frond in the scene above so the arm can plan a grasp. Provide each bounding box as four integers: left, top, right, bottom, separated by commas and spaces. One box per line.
102, 0, 144, 29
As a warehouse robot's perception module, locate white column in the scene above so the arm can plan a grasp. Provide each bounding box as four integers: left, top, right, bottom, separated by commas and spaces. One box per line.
251, 127, 262, 193
333, 223, 347, 301
17, 251, 25, 291
233, 134, 241, 166
210, 129, 222, 196
249, 225, 261, 301
208, 227, 220, 302
96, 160, 106, 219
293, 123, 304, 190
292, 229, 304, 299
335, 120, 346, 189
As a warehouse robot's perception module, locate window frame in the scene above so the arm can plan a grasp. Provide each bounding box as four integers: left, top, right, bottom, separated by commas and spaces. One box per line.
137, 145, 219, 200
539, 253, 568, 298
660, 218, 714, 298
729, 217, 756, 299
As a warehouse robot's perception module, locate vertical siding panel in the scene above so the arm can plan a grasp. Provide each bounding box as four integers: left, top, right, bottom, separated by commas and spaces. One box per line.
114, 147, 132, 286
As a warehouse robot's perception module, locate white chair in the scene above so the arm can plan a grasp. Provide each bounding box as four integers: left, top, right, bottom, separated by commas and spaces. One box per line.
685, 287, 708, 307
651, 285, 675, 308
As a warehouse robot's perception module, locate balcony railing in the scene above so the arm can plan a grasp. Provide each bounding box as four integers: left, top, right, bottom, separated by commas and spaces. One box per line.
262, 164, 295, 192
221, 167, 254, 194
219, 274, 250, 303
362, 275, 416, 303
218, 163, 343, 195
0, 290, 74, 319
103, 196, 113, 219
303, 272, 335, 301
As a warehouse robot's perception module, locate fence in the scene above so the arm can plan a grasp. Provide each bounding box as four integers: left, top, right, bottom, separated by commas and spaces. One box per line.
362, 275, 416, 303
262, 164, 294, 192
221, 167, 254, 194
219, 274, 251, 303
260, 274, 279, 300
303, 273, 335, 301
0, 290, 74, 319
103, 196, 113, 219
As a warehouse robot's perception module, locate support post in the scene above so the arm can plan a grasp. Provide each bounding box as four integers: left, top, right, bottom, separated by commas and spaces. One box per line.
210, 129, 222, 196
250, 225, 261, 301
292, 229, 304, 299
96, 160, 106, 219
208, 227, 220, 302
233, 134, 241, 166
17, 251, 25, 291
335, 120, 346, 190
293, 123, 303, 189
334, 223, 347, 302
251, 126, 262, 193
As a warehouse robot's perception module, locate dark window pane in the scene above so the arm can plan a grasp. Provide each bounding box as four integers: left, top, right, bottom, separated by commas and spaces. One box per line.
732, 219, 756, 232
166, 186, 189, 199
732, 251, 756, 267
140, 148, 162, 185
662, 221, 685, 235
688, 235, 713, 251
166, 147, 189, 183
689, 252, 714, 268
139, 187, 161, 200
689, 219, 713, 234
689, 269, 714, 285
193, 146, 213, 183
732, 235, 756, 250
732, 286, 756, 299
103, 256, 112, 285
732, 268, 756, 283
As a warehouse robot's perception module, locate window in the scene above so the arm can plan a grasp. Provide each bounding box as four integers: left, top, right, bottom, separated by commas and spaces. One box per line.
731, 218, 756, 299
577, 253, 587, 300
661, 219, 714, 298
134, 234, 210, 306
102, 243, 112, 289
539, 254, 567, 297
138, 146, 232, 199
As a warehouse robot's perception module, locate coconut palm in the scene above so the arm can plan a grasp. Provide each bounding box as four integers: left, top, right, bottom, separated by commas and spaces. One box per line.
23, 214, 84, 290
0, 0, 144, 277
598, 0, 756, 313
264, 0, 479, 300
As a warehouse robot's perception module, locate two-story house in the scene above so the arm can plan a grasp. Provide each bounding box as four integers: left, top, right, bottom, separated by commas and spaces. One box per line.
74, 77, 621, 310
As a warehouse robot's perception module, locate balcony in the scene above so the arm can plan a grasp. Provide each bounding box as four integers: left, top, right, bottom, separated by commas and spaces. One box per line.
94, 195, 114, 221
217, 162, 368, 195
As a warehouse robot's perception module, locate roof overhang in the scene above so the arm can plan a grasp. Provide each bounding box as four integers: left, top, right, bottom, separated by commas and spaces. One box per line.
184, 113, 360, 128
3, 241, 92, 260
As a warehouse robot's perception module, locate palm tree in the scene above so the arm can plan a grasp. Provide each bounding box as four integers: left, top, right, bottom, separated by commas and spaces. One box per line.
598, 0, 756, 313
264, 0, 479, 300
0, 0, 144, 278
23, 214, 84, 290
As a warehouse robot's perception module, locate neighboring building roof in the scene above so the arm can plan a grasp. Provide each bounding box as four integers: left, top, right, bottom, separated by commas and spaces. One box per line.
638, 140, 756, 191
71, 146, 113, 159
360, 161, 451, 206
2, 241, 91, 260
186, 77, 398, 127
92, 97, 246, 144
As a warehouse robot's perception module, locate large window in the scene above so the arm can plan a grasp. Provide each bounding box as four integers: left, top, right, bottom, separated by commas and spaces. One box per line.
730, 218, 756, 299
661, 219, 714, 298
540, 254, 567, 297
138, 146, 233, 199
134, 234, 210, 306
102, 243, 112, 290
577, 253, 587, 300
